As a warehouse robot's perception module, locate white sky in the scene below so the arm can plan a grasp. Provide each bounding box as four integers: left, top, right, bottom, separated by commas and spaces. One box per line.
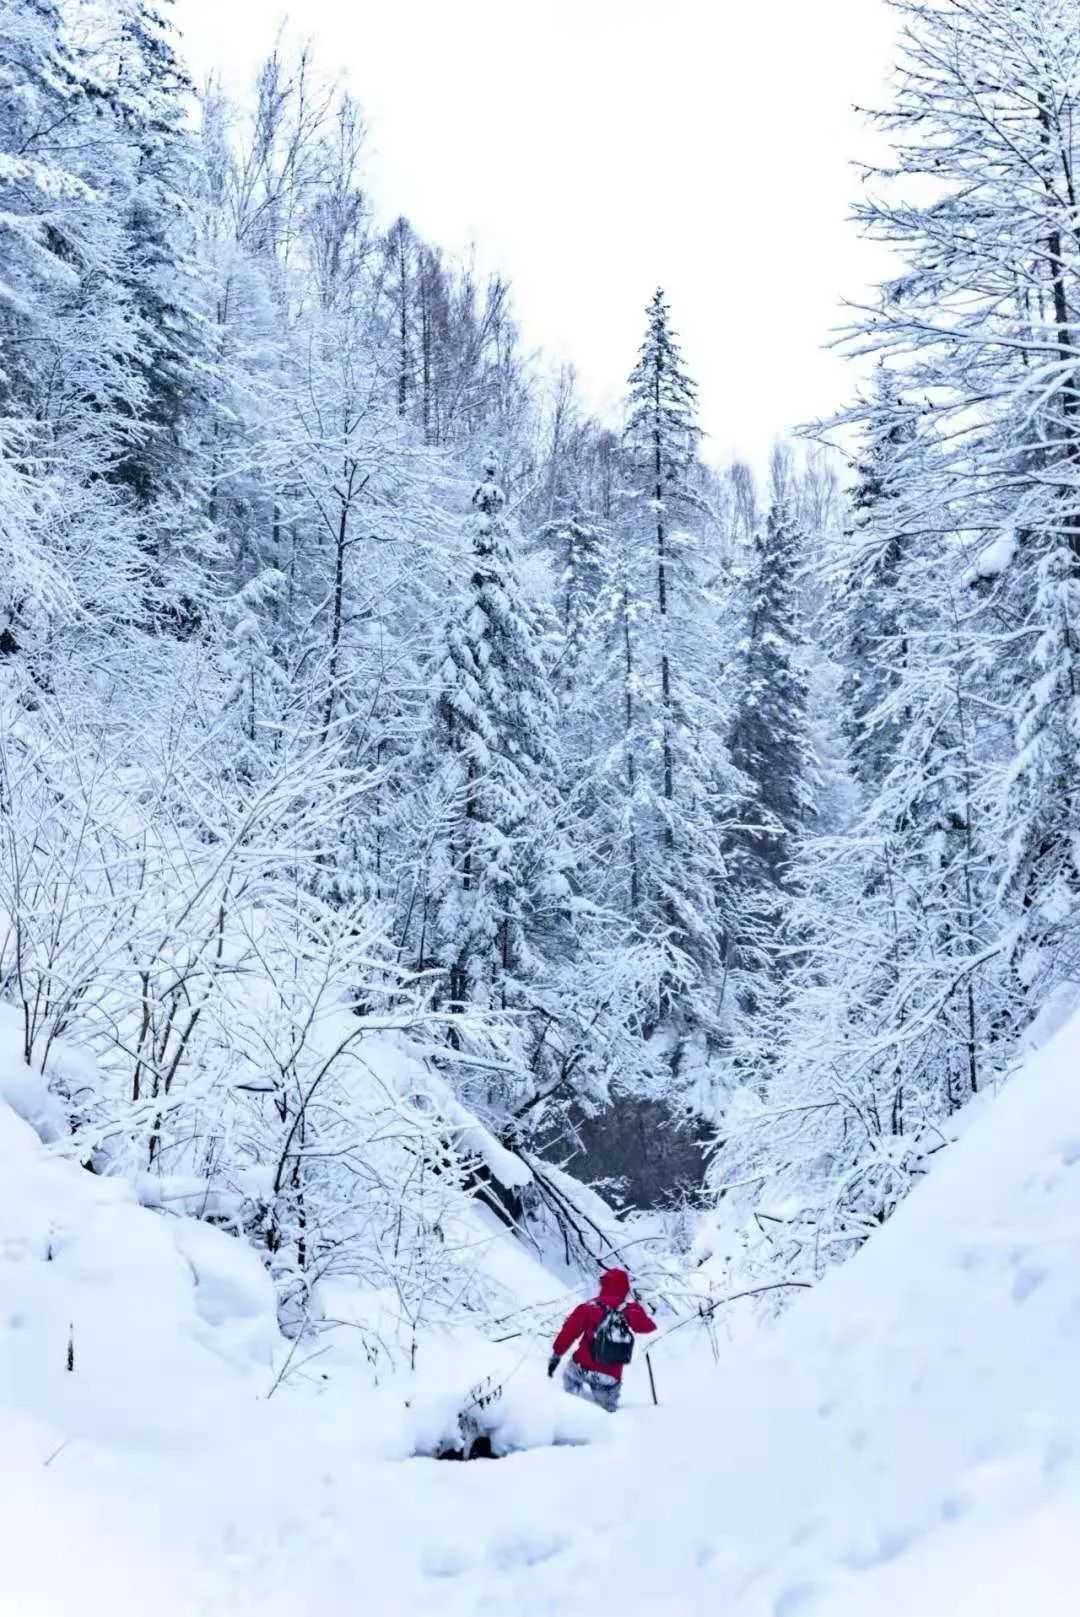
171, 0, 900, 470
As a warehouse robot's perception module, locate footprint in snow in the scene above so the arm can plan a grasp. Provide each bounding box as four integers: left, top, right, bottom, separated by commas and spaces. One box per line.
940, 1492, 971, 1523
843, 1524, 914, 1572
488, 1531, 569, 1571
1043, 1434, 1073, 1478
421, 1544, 474, 1579
1011, 1265, 1046, 1303
788, 1518, 823, 1549
774, 1581, 819, 1616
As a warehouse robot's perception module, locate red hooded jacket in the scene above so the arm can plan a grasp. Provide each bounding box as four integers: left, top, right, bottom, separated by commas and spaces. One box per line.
552, 1268, 656, 1381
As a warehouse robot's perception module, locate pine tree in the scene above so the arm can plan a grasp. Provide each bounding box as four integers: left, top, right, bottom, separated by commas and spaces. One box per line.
835, 374, 921, 794
624, 287, 700, 826
719, 398, 1014, 1278
534, 509, 605, 698
0, 0, 139, 417
614, 290, 747, 1051
414, 453, 568, 1018
0, 0, 148, 671
106, 1, 212, 507
728, 473, 818, 892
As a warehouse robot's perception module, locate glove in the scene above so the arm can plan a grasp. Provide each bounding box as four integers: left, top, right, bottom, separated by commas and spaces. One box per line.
547, 1353, 560, 1378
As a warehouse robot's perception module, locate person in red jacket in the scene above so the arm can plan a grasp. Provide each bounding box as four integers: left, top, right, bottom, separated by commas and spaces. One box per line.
547, 1267, 656, 1412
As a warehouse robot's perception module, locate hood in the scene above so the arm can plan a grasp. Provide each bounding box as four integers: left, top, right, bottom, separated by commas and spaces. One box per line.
598, 1268, 630, 1306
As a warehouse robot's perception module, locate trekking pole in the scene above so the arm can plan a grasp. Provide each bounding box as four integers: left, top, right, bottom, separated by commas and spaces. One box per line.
645, 1350, 658, 1408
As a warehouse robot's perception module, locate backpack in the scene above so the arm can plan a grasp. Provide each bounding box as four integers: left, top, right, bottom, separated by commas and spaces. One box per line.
590, 1304, 635, 1367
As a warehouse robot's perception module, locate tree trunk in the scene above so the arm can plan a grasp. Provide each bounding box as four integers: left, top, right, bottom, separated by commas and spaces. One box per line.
623, 582, 640, 914
653, 367, 675, 846
320, 494, 348, 742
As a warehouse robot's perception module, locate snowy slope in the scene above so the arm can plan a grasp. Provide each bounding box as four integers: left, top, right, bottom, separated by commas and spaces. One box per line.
0, 1023, 282, 1616
621, 1008, 1080, 1616
4, 1010, 1080, 1615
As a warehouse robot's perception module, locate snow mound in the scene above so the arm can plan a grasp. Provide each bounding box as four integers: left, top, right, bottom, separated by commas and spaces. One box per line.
406, 1360, 609, 1460
0, 1054, 279, 1454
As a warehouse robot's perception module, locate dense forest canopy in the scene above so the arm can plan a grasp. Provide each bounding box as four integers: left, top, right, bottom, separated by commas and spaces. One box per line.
1, 0, 1078, 1332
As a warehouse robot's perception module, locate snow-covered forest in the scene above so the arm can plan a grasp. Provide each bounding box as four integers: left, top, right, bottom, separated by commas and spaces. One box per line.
0, 0, 842, 1319
3, 1, 1080, 1609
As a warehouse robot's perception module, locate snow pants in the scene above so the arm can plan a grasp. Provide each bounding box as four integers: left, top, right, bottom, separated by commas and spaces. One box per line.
563, 1358, 621, 1413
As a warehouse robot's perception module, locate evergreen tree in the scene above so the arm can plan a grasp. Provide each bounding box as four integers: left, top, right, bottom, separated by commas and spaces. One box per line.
534, 509, 605, 699
624, 287, 700, 826
835, 374, 920, 794
0, 0, 147, 670
728, 473, 818, 893
107, 1, 211, 506
415, 453, 568, 1017
718, 394, 1015, 1279
614, 290, 748, 1053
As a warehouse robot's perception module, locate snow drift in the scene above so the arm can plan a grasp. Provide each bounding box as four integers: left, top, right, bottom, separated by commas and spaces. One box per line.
4, 1003, 1080, 1615
0, 1032, 279, 1455
624, 1002, 1080, 1614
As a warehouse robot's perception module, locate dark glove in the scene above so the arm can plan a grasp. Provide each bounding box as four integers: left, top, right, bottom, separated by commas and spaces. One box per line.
547, 1353, 560, 1378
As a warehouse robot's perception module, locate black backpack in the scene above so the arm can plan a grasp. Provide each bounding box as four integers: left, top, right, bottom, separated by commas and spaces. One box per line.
591, 1304, 635, 1367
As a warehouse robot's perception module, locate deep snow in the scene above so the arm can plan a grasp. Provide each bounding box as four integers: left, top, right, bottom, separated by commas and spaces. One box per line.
4, 1008, 1080, 1614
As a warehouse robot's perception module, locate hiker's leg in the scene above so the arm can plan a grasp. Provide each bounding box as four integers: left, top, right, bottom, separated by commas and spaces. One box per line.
563, 1362, 621, 1411
562, 1360, 588, 1402
593, 1374, 621, 1413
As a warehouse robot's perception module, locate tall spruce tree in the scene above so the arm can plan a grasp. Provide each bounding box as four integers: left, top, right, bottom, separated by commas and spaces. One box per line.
624, 288, 700, 828
615, 290, 750, 1056
728, 471, 818, 893
534, 509, 605, 700
414, 452, 568, 1018
836, 374, 921, 794
107, 2, 211, 503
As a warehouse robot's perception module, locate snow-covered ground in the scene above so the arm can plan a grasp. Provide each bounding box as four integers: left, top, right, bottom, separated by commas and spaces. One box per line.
4, 1009, 1080, 1615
